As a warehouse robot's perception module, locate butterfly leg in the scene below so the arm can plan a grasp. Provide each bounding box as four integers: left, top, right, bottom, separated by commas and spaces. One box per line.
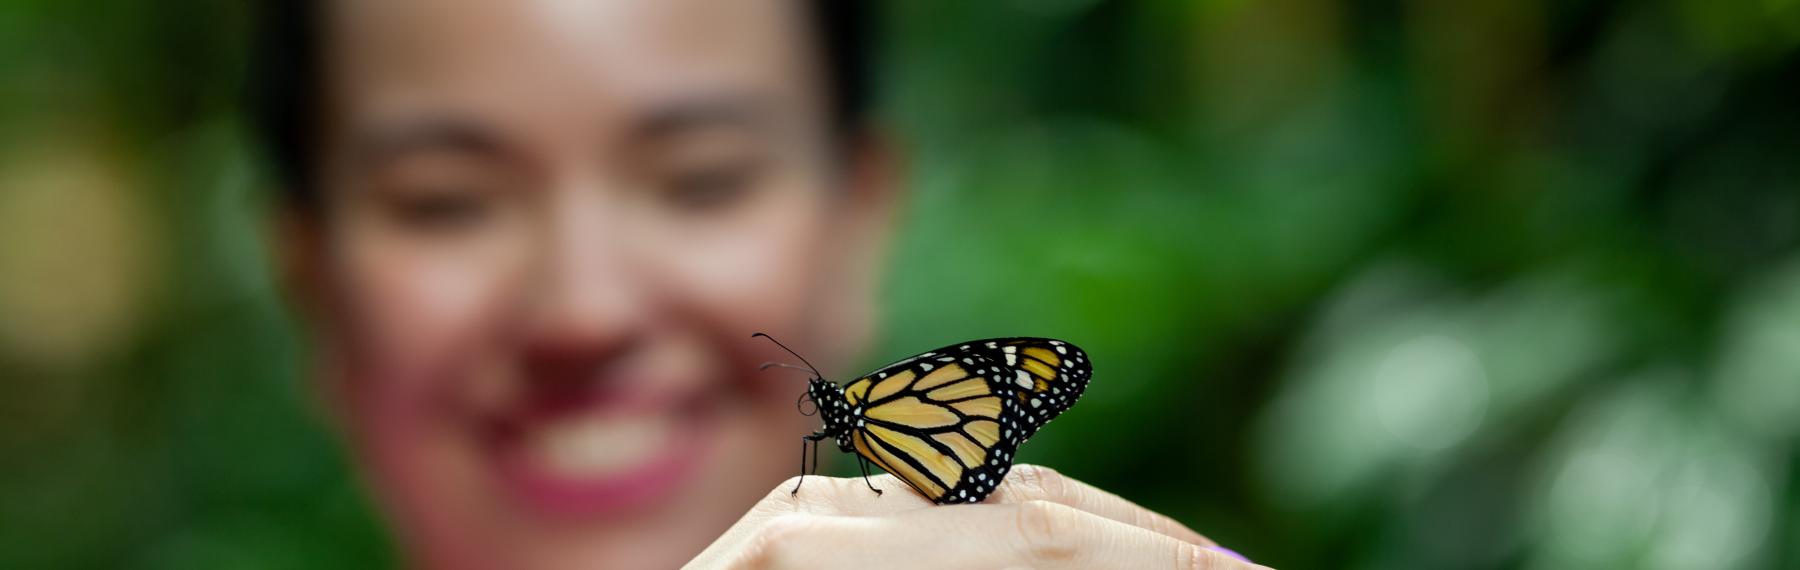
791, 433, 826, 496
791, 436, 810, 495
811, 433, 822, 482
857, 456, 884, 496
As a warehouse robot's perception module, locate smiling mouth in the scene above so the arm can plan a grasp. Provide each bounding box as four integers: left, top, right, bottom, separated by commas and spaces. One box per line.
487, 390, 713, 518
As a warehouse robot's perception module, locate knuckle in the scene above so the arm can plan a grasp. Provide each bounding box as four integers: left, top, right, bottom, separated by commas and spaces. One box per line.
743, 514, 826, 569
762, 513, 821, 542
1007, 464, 1070, 501
1014, 500, 1079, 562
1185, 544, 1236, 570
1179, 543, 1206, 570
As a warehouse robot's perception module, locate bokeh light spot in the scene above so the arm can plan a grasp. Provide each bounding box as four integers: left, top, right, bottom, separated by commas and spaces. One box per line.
1371, 334, 1488, 451
0, 136, 162, 369
1711, 260, 1800, 439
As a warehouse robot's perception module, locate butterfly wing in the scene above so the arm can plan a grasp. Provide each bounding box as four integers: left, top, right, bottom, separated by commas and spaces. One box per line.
842, 338, 1091, 504
961, 338, 1092, 438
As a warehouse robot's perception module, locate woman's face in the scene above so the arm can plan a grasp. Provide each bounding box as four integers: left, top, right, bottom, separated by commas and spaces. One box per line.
292, 0, 891, 567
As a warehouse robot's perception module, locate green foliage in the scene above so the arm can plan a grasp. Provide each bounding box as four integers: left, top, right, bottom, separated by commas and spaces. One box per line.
1, 0, 1795, 568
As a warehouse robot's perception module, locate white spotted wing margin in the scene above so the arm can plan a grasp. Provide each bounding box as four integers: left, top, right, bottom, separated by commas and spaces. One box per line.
841, 337, 1092, 504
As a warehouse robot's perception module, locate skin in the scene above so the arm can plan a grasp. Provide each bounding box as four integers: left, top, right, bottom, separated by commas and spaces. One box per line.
691, 465, 1267, 570
281, 0, 1266, 568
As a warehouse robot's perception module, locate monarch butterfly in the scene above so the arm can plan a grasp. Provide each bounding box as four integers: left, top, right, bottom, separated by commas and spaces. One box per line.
754, 333, 1093, 505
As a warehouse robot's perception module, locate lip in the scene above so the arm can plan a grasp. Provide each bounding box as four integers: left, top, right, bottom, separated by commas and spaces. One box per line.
486, 389, 712, 518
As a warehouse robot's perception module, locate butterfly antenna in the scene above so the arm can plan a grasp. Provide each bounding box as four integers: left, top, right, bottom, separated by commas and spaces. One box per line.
751, 333, 823, 379
761, 362, 819, 375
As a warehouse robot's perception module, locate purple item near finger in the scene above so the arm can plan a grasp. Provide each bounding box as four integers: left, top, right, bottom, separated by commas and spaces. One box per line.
1205, 545, 1252, 563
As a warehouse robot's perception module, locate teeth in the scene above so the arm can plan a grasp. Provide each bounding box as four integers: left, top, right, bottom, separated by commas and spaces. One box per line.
530, 414, 672, 478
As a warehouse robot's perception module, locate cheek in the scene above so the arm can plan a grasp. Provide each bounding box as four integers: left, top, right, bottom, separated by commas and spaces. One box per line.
318, 225, 531, 562
323, 218, 528, 473
683, 236, 810, 324
332, 223, 528, 379
649, 184, 836, 345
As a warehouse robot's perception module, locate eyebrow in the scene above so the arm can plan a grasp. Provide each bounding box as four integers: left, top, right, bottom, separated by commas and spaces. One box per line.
343, 95, 782, 171
629, 94, 777, 143
350, 117, 508, 170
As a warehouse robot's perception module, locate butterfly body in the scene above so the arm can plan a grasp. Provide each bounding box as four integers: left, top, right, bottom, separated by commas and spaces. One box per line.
797, 338, 1092, 504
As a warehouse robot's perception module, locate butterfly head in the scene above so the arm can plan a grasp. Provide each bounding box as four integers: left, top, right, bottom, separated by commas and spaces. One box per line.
751, 333, 853, 436
805, 378, 853, 435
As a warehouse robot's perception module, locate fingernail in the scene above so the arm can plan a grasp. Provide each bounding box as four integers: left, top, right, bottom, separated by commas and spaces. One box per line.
1204, 545, 1252, 563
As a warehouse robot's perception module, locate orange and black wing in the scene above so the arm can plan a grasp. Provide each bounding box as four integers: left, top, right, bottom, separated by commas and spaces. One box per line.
960, 338, 1091, 437
840, 338, 1091, 504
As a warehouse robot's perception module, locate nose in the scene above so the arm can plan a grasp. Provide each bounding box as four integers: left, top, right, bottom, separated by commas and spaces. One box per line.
519, 188, 651, 384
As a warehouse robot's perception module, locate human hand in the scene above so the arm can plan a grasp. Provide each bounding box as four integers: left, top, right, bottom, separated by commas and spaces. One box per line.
687, 465, 1270, 569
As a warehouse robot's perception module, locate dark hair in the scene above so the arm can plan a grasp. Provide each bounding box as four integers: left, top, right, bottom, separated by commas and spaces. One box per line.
246, 1, 875, 203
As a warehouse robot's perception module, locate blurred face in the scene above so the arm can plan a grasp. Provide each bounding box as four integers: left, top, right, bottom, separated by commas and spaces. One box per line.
289, 0, 892, 568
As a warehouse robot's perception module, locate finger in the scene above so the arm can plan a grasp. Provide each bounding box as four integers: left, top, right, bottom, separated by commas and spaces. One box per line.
767, 464, 1220, 550
877, 500, 1263, 569
709, 502, 1268, 570
989, 464, 1217, 547
965, 501, 1264, 570
689, 476, 923, 569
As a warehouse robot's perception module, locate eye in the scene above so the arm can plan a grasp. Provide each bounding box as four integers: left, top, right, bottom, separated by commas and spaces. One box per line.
384, 188, 495, 233
661, 158, 764, 211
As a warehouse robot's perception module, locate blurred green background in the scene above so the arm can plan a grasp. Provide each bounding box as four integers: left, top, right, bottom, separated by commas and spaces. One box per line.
3, 0, 1799, 568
